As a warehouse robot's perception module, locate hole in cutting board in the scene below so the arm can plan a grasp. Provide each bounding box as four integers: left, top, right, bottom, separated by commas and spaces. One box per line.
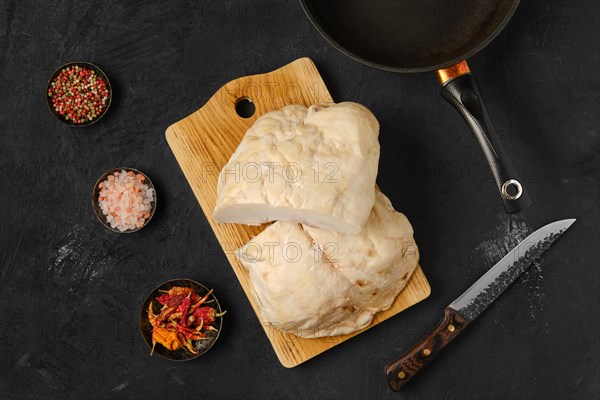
235, 97, 255, 118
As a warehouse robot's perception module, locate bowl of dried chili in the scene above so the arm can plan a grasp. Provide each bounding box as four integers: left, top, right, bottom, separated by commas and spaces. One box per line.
140, 279, 225, 361
46, 61, 112, 127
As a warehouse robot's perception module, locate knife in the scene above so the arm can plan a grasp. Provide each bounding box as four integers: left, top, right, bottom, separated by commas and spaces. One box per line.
385, 218, 576, 391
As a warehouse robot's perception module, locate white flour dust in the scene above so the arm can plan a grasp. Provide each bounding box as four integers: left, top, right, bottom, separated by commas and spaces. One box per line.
475, 214, 546, 323
475, 215, 530, 261
49, 224, 112, 283
49, 226, 86, 274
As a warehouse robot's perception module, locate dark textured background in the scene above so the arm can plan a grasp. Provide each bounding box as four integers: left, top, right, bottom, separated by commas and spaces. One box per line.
0, 1, 598, 399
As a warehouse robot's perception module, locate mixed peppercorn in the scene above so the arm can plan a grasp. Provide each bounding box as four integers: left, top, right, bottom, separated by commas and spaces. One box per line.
147, 286, 226, 355
47, 64, 109, 124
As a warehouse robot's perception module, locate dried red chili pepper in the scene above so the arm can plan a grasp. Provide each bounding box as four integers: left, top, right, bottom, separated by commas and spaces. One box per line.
155, 306, 175, 325
156, 293, 186, 308
191, 306, 227, 326
148, 303, 158, 326
171, 320, 205, 340
166, 287, 193, 296
177, 297, 192, 327
180, 336, 199, 354
163, 287, 199, 301
156, 290, 201, 308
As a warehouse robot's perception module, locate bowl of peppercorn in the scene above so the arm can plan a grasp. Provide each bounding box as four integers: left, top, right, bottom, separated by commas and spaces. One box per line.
46, 61, 112, 127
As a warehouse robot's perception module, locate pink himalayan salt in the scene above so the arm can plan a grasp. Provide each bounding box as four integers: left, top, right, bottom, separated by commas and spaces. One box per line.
98, 170, 154, 231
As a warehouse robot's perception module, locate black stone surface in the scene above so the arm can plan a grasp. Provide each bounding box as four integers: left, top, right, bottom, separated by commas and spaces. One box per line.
0, 1, 598, 399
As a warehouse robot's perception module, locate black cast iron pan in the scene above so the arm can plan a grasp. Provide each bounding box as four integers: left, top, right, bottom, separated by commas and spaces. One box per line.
300, 0, 531, 213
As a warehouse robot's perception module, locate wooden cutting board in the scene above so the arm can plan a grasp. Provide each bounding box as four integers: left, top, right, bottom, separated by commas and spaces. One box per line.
165, 57, 431, 367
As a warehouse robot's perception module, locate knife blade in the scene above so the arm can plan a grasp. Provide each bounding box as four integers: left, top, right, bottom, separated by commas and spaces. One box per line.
385, 218, 576, 391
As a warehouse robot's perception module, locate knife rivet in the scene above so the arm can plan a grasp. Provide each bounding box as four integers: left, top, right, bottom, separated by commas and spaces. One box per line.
398, 371, 406, 379
448, 324, 455, 332
422, 348, 431, 357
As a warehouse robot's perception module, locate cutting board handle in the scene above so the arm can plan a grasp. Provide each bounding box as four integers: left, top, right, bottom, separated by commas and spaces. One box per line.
206, 57, 333, 125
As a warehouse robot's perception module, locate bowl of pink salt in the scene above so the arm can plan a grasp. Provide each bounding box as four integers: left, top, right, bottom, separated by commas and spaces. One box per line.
92, 167, 156, 233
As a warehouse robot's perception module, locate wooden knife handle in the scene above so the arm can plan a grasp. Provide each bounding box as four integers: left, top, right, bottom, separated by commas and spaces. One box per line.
384, 307, 469, 391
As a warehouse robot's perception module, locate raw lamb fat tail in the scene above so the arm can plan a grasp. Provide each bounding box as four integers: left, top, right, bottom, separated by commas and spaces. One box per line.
213, 102, 380, 234
236, 190, 419, 338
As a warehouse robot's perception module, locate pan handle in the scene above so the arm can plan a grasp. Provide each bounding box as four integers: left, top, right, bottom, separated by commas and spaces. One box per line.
438, 60, 531, 214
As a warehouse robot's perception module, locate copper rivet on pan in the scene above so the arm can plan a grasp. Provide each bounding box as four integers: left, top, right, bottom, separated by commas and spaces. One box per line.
448, 324, 455, 332
436, 60, 471, 85
398, 371, 406, 379
422, 348, 431, 357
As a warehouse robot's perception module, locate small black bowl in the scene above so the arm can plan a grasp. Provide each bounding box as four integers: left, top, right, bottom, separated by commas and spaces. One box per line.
46, 61, 112, 127
140, 279, 224, 361
92, 167, 156, 233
